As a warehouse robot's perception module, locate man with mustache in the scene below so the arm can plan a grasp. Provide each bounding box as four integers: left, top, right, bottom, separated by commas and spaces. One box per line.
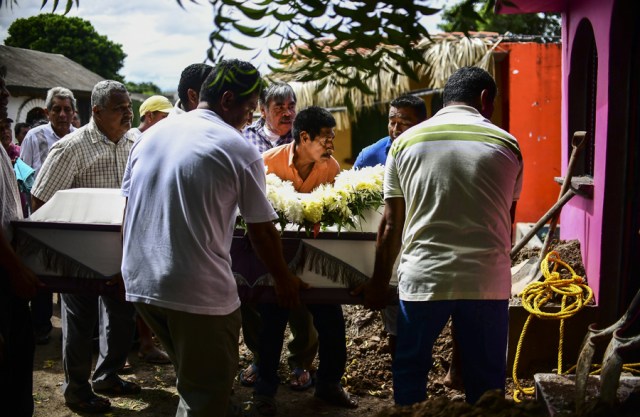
262, 105, 340, 192
20, 87, 77, 178
252, 106, 357, 414
30, 80, 139, 414
20, 87, 78, 346
244, 81, 296, 153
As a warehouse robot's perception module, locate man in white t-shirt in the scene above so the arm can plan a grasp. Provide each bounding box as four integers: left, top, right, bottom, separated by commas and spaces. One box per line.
354, 66, 523, 406
121, 59, 306, 417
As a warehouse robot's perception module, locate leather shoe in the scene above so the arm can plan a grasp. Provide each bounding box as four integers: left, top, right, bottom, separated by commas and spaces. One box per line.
94, 378, 141, 396
314, 383, 358, 408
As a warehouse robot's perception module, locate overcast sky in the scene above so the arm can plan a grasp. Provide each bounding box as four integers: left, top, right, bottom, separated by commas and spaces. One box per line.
0, 0, 445, 92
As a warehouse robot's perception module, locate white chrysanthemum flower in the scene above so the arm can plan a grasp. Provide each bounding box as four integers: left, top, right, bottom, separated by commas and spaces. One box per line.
259, 167, 384, 231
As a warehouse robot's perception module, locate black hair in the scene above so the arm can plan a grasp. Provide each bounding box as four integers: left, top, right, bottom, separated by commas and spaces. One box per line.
292, 106, 336, 143
442, 66, 497, 106
390, 94, 427, 121
200, 59, 264, 106
25, 107, 48, 126
177, 63, 214, 105
14, 122, 30, 136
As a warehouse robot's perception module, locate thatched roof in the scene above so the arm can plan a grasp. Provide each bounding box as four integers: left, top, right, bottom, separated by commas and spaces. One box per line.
268, 32, 503, 128
0, 44, 104, 98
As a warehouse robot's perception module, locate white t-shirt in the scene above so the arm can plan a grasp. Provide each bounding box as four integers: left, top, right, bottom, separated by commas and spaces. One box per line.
121, 109, 277, 315
385, 105, 523, 302
263, 124, 281, 145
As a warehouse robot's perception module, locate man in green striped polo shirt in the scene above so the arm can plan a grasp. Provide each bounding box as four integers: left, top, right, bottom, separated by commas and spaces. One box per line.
354, 66, 523, 406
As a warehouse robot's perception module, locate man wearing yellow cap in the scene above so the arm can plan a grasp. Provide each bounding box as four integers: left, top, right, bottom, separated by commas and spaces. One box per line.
130, 95, 173, 140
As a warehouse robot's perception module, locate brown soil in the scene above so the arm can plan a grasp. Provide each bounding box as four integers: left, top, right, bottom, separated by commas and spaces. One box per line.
33, 302, 543, 417
33, 240, 589, 416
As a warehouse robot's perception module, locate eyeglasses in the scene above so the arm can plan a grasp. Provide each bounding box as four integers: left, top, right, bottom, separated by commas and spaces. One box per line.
317, 136, 335, 147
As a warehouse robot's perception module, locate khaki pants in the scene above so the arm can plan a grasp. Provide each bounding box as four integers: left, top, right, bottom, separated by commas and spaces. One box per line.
135, 303, 241, 417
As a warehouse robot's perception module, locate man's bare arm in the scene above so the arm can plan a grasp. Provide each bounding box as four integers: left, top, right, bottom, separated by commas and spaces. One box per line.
352, 197, 405, 309
31, 195, 45, 213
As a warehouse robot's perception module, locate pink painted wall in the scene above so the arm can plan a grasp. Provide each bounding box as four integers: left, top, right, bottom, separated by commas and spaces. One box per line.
497, 0, 618, 303
558, 0, 615, 303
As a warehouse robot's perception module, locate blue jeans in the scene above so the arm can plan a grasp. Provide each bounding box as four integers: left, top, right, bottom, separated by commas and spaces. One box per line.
393, 299, 508, 405
254, 303, 346, 397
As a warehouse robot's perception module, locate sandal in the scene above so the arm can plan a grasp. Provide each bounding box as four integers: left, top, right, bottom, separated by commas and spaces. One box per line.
66, 394, 111, 414
94, 378, 141, 396
289, 367, 313, 391
252, 394, 277, 416
238, 363, 259, 387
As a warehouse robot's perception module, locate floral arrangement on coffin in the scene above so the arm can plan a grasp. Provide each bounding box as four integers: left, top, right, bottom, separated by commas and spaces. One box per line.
264, 164, 385, 236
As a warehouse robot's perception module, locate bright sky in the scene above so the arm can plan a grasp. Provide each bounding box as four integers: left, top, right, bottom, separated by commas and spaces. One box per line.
0, 0, 446, 92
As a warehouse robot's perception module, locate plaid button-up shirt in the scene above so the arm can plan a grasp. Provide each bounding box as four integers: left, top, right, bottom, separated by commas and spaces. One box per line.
32, 119, 135, 203
242, 117, 293, 154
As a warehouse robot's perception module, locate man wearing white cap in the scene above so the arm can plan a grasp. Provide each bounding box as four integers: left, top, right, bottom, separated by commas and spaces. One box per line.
130, 95, 173, 140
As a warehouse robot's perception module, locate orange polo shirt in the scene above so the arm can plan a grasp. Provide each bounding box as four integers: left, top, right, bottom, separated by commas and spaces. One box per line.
262, 141, 340, 193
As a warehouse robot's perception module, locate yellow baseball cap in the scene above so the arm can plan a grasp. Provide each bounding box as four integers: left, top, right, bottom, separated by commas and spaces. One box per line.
139, 95, 173, 117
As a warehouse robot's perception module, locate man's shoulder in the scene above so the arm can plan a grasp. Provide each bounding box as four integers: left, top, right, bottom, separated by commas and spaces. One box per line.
22, 123, 50, 142
263, 142, 290, 157
28, 123, 51, 135
355, 136, 390, 167
364, 136, 390, 151
50, 125, 89, 150
242, 118, 265, 138
328, 155, 341, 171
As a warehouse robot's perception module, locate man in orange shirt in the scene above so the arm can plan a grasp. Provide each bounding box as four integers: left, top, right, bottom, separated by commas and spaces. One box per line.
262, 105, 339, 193
253, 106, 357, 413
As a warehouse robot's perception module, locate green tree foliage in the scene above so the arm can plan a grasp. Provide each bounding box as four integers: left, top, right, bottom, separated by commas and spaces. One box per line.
12, 0, 544, 95
126, 81, 162, 95
4, 14, 126, 81
438, 0, 560, 39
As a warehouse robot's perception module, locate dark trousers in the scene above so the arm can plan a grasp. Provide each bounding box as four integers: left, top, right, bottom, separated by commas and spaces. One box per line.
393, 299, 509, 405
0, 278, 35, 417
30, 288, 53, 334
254, 303, 346, 397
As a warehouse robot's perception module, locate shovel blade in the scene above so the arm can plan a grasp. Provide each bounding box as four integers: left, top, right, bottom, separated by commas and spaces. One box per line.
511, 256, 540, 296
600, 337, 625, 407
575, 335, 597, 413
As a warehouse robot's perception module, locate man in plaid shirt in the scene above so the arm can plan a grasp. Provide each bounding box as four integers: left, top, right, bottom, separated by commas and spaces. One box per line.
242, 82, 296, 153
31, 80, 139, 414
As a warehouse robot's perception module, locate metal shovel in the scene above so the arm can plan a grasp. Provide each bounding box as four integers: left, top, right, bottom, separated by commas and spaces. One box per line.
599, 327, 640, 407
574, 288, 640, 413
